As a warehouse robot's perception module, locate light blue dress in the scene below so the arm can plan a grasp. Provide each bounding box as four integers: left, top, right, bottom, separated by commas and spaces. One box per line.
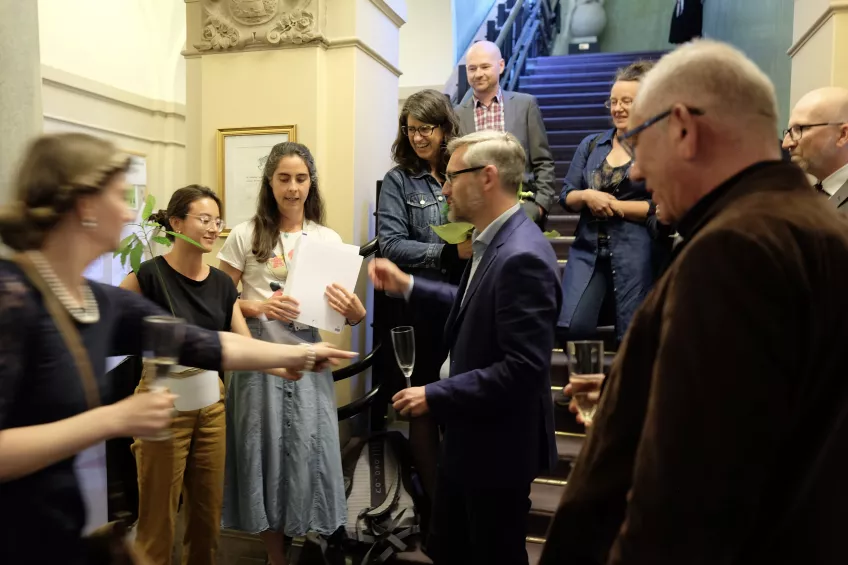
221, 319, 347, 536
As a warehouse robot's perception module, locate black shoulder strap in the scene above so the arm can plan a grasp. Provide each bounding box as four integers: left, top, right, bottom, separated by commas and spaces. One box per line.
587, 133, 604, 156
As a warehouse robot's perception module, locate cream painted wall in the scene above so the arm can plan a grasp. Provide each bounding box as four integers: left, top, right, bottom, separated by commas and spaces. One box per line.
789, 1, 848, 107
37, 0, 188, 215
37, 0, 186, 104
399, 0, 455, 92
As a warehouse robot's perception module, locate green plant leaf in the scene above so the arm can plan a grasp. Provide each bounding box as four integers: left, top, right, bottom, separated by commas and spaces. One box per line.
129, 244, 144, 274
141, 194, 155, 221
152, 236, 172, 246
543, 230, 561, 239
166, 231, 205, 249
430, 222, 474, 244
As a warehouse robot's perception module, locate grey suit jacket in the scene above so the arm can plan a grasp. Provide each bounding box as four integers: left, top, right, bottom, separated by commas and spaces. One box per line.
830, 179, 848, 213
455, 90, 556, 213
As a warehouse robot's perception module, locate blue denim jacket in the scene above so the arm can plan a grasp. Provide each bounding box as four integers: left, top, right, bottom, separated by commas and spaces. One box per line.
557, 129, 655, 341
378, 166, 452, 280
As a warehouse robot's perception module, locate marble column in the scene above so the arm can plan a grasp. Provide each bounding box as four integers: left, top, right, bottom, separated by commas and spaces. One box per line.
0, 0, 43, 204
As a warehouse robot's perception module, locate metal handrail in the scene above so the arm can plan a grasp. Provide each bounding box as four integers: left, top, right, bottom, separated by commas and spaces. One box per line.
494, 0, 526, 49
332, 342, 380, 382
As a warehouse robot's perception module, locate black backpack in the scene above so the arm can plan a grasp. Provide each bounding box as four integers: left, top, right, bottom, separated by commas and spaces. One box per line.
299, 431, 427, 565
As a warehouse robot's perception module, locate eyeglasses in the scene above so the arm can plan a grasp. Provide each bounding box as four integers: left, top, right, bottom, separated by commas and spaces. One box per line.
604, 97, 634, 109
402, 125, 439, 138
617, 106, 706, 158
782, 123, 845, 142
444, 166, 485, 185
186, 214, 225, 232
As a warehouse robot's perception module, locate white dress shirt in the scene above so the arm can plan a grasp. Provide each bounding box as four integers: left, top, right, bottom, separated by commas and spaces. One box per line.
822, 161, 848, 197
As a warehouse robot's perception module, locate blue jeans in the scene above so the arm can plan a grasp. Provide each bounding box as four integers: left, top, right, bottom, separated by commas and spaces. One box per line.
567, 248, 616, 341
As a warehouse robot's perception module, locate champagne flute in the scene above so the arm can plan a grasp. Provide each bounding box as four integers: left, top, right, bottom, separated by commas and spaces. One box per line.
567, 340, 606, 426
141, 315, 186, 441
391, 326, 415, 389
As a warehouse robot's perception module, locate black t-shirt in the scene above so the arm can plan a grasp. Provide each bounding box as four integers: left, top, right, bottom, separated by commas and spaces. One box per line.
136, 256, 238, 333
0, 260, 223, 565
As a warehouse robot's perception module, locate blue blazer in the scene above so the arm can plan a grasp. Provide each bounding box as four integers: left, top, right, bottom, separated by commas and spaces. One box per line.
415, 211, 561, 488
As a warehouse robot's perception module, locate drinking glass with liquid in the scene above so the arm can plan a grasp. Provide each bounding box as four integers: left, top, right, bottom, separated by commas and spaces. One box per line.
567, 340, 606, 426
141, 315, 186, 440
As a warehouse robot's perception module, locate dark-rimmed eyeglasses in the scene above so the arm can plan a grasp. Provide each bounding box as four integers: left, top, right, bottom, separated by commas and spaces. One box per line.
445, 166, 485, 184
402, 125, 439, 138
782, 123, 845, 142
186, 214, 225, 232
617, 106, 706, 158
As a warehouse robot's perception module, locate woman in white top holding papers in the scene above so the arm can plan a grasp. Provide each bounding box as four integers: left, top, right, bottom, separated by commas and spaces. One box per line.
218, 142, 366, 565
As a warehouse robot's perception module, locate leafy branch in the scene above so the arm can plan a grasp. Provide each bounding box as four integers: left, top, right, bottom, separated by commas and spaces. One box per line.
114, 194, 204, 316
432, 182, 561, 243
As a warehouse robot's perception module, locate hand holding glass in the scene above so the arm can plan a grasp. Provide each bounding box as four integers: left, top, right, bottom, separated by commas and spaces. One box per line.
391, 326, 415, 389
140, 315, 186, 440
567, 340, 605, 426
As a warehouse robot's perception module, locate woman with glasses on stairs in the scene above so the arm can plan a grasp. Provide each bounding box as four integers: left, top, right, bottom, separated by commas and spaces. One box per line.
557, 60, 659, 347
377, 89, 469, 509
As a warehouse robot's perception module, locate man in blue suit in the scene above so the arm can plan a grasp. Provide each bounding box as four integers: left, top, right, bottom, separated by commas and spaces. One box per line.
369, 130, 561, 565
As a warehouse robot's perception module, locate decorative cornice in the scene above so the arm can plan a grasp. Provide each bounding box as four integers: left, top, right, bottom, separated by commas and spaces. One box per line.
327, 37, 402, 77
369, 0, 406, 28
788, 1, 848, 57
193, 0, 326, 53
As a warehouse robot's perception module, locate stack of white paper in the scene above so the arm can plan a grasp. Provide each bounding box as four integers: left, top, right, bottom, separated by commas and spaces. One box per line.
284, 236, 364, 333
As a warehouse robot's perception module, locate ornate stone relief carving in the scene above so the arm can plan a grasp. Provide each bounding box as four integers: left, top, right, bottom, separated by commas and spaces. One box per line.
194, 0, 324, 52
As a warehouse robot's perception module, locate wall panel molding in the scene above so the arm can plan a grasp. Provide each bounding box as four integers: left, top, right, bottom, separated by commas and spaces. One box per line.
788, 0, 848, 56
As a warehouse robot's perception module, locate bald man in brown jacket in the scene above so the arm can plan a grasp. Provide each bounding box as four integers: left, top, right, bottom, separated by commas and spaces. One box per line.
540, 41, 848, 565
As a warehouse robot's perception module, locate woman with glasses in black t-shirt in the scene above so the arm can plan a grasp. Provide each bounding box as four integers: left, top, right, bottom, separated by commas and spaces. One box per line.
120, 185, 303, 564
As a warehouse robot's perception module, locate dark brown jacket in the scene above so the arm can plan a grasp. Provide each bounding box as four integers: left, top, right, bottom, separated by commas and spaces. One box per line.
540, 161, 848, 565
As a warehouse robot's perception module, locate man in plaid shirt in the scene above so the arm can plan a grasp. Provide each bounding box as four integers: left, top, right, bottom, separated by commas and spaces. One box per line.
455, 41, 556, 227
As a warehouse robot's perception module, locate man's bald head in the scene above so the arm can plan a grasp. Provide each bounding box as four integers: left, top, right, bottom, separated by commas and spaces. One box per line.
466, 41, 505, 100
784, 87, 848, 179
467, 41, 502, 61
626, 40, 782, 224
792, 87, 848, 124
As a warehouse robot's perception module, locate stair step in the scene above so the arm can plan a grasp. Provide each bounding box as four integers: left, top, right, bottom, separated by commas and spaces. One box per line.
521, 70, 620, 86
546, 214, 579, 235
554, 160, 572, 177
522, 81, 614, 96
544, 115, 610, 131
549, 236, 574, 260
551, 144, 580, 162
538, 103, 606, 118
528, 539, 544, 565
549, 129, 606, 145
529, 50, 665, 66
533, 92, 610, 106
530, 481, 565, 515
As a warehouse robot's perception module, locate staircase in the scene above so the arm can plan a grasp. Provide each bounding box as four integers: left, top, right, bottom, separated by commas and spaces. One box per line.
520, 49, 665, 561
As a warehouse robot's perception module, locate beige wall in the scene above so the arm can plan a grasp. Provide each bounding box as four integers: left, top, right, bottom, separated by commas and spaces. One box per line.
399, 0, 455, 98
41, 66, 187, 211
789, 0, 848, 106
185, 0, 405, 410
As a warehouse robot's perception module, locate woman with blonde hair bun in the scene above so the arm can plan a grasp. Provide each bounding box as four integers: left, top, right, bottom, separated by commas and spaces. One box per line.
0, 132, 354, 565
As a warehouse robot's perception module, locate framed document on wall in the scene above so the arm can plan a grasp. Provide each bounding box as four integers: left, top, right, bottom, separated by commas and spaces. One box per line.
217, 125, 297, 236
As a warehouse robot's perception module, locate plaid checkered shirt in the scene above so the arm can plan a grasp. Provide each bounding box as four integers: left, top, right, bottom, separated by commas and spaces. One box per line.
473, 88, 506, 133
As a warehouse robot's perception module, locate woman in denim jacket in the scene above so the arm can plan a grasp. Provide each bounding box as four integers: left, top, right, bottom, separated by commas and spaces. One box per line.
558, 61, 658, 345
377, 89, 468, 502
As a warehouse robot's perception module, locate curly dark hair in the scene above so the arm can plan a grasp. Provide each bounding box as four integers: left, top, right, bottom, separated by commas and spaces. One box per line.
391, 89, 460, 177
251, 142, 325, 262
614, 60, 655, 82
149, 184, 222, 241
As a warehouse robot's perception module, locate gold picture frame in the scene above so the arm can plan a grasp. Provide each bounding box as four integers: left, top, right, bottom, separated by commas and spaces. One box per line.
217, 125, 297, 236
